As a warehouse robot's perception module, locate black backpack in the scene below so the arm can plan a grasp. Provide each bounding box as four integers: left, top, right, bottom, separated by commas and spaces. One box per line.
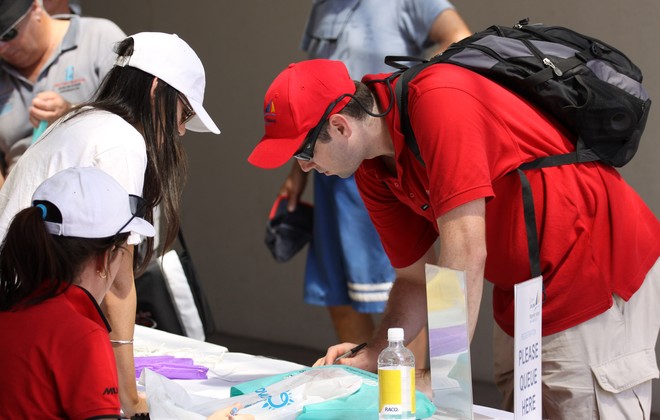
387, 19, 652, 283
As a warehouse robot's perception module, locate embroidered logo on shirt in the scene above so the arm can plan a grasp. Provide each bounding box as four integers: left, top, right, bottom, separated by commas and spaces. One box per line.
65, 65, 74, 82
54, 77, 87, 94
102, 387, 119, 395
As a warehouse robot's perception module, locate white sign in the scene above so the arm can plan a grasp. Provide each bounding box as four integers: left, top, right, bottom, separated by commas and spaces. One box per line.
513, 276, 542, 419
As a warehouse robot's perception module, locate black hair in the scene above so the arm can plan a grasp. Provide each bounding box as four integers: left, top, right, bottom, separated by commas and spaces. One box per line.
68, 37, 188, 273
318, 82, 376, 142
0, 207, 128, 311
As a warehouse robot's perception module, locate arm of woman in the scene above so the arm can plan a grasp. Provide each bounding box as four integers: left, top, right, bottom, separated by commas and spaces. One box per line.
101, 245, 148, 416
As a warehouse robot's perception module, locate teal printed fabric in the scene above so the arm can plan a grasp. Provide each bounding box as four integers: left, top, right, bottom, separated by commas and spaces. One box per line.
230, 365, 436, 419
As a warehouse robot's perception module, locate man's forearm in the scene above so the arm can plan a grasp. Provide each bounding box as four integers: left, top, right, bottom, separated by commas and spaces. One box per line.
435, 199, 487, 342
375, 277, 429, 350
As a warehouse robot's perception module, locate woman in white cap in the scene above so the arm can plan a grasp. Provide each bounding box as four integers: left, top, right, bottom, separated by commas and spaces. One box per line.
0, 32, 220, 416
0, 167, 250, 420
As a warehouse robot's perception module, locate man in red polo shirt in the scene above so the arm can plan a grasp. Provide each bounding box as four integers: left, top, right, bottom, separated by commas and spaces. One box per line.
248, 59, 660, 419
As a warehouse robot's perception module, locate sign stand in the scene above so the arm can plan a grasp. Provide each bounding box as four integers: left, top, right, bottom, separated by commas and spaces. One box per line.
425, 264, 473, 420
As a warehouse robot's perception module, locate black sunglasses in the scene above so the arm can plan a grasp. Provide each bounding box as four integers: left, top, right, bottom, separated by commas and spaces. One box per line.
113, 194, 147, 238
1, 27, 18, 43
178, 93, 195, 125
293, 93, 353, 162
1, 8, 30, 43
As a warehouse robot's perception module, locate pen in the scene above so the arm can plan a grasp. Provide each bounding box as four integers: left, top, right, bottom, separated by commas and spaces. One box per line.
334, 342, 367, 362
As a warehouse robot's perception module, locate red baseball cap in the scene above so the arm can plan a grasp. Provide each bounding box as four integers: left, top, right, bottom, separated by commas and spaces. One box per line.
248, 59, 356, 169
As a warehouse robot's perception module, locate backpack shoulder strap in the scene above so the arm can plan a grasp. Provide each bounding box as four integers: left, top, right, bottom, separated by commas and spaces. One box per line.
387, 56, 443, 167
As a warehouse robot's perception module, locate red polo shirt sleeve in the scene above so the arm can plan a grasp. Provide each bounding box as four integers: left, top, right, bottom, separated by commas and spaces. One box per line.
54, 329, 120, 419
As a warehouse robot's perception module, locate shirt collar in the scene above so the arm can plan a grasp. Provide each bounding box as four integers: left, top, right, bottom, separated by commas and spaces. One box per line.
360, 73, 407, 180
58, 14, 81, 53
64, 285, 112, 333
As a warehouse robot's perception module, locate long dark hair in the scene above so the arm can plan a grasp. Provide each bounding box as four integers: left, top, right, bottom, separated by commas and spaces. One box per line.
0, 207, 128, 311
70, 37, 188, 272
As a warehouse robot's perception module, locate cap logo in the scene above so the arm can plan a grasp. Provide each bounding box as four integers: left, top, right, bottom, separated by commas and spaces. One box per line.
264, 100, 276, 125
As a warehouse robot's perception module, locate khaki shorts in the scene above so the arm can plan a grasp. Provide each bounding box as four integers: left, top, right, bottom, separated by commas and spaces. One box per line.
492, 257, 660, 419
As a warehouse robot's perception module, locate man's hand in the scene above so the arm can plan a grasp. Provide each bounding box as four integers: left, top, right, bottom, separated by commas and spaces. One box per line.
313, 342, 378, 372
415, 368, 432, 399
29, 91, 72, 126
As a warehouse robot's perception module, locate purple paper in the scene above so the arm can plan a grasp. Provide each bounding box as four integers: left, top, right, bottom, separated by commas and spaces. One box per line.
428, 324, 469, 357
135, 355, 209, 380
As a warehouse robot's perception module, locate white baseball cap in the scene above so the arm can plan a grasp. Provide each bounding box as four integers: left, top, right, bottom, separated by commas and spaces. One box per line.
115, 32, 220, 135
32, 167, 155, 239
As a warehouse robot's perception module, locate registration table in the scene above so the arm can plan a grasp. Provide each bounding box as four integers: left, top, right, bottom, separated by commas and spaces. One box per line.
134, 326, 512, 419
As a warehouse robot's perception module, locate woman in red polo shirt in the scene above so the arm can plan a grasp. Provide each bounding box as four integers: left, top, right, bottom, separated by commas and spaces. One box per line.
0, 167, 155, 419
0, 167, 250, 420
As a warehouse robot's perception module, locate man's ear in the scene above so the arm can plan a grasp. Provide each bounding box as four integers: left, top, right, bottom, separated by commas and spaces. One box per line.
33, 1, 43, 21
328, 114, 352, 138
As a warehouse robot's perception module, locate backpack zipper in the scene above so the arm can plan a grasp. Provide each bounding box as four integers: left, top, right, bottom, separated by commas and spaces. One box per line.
542, 57, 563, 76
447, 42, 554, 76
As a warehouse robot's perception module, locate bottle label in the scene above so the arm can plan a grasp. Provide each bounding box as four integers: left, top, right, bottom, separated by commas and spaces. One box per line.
378, 366, 415, 416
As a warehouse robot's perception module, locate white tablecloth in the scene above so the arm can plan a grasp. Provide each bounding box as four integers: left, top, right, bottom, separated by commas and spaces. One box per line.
134, 325, 305, 398
134, 326, 512, 419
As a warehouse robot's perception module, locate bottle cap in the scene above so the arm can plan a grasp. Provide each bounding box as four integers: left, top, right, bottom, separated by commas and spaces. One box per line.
388, 327, 404, 342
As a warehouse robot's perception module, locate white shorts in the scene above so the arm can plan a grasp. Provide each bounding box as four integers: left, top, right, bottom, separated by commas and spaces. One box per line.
492, 257, 660, 419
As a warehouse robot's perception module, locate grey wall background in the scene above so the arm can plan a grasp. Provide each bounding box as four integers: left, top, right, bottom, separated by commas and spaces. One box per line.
84, 0, 659, 411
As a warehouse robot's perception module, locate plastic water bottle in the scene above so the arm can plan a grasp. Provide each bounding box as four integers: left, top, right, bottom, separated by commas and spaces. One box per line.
378, 328, 416, 419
